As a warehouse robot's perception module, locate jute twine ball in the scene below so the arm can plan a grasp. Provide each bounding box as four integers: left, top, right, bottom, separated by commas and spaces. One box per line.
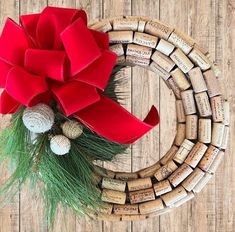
22, 103, 55, 133
61, 120, 83, 139
50, 135, 71, 155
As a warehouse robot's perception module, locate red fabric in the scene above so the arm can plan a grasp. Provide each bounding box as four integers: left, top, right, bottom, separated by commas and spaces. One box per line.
25, 49, 70, 82
0, 6, 159, 144
75, 95, 159, 144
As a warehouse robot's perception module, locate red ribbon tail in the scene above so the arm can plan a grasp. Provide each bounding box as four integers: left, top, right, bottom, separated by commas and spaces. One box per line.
74, 94, 159, 144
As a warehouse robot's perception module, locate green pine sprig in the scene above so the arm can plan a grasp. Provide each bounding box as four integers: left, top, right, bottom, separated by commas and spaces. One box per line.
0, 65, 128, 227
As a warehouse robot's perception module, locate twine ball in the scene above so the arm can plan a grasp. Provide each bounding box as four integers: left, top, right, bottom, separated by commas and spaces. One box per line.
50, 135, 71, 155
22, 103, 55, 133
61, 120, 83, 139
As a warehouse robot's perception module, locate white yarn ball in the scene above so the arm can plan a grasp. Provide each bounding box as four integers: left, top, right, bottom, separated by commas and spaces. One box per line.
61, 120, 83, 139
22, 103, 55, 133
50, 135, 71, 155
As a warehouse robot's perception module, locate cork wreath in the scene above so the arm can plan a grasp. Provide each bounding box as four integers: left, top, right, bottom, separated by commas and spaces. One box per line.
0, 7, 229, 224
89, 16, 230, 221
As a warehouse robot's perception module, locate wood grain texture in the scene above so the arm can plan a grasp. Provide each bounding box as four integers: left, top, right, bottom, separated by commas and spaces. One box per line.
0, 0, 234, 232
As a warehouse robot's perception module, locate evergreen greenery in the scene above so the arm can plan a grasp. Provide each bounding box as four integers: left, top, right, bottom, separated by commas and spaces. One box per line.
0, 66, 128, 226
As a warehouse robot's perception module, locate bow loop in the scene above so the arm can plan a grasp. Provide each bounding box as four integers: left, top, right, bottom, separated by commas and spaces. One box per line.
25, 49, 70, 82
5, 66, 49, 107
0, 18, 32, 66
52, 81, 100, 116
61, 18, 101, 76
0, 6, 160, 145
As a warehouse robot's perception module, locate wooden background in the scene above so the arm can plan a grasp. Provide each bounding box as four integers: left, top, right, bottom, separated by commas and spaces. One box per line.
0, 0, 234, 231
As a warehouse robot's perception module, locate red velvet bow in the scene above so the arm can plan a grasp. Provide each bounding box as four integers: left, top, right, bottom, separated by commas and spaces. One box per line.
0, 6, 159, 144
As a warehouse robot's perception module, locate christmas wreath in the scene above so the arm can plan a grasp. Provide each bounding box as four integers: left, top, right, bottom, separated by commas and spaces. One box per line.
0, 6, 229, 224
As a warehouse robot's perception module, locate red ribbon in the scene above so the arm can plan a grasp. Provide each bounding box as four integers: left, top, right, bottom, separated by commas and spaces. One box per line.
0, 7, 159, 144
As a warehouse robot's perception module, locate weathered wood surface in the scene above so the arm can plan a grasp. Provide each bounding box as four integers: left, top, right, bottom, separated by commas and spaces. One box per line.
0, 0, 234, 231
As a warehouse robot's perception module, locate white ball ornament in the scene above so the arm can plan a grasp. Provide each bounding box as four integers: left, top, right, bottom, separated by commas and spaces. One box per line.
61, 120, 83, 139
22, 103, 55, 133
50, 135, 71, 155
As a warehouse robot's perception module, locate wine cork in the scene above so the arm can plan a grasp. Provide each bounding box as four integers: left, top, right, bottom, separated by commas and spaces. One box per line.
181, 167, 205, 191
121, 214, 147, 221
133, 32, 158, 48
168, 163, 193, 187
174, 124, 186, 146
138, 20, 146, 32
138, 162, 161, 178
188, 48, 211, 71
181, 90, 196, 115
109, 44, 124, 56
198, 119, 211, 143
113, 204, 139, 215
176, 100, 186, 123
154, 160, 178, 181
156, 39, 175, 56
198, 145, 220, 171
101, 189, 126, 204
221, 126, 229, 149
223, 101, 230, 125
167, 78, 182, 99
113, 19, 138, 31
195, 92, 212, 117
211, 95, 224, 122
115, 172, 138, 181
108, 16, 124, 25
116, 55, 125, 65
139, 198, 164, 214
160, 146, 179, 165
125, 15, 150, 21
170, 48, 194, 73
168, 31, 194, 54
154, 180, 172, 196
203, 70, 221, 97
186, 115, 198, 140
126, 44, 152, 59
211, 123, 225, 147
161, 186, 187, 207
150, 62, 171, 81
193, 173, 213, 193
208, 151, 224, 174
90, 20, 112, 32
127, 177, 152, 191
172, 192, 194, 208
151, 51, 175, 72
99, 203, 113, 215
188, 67, 207, 93
171, 68, 190, 90
108, 31, 133, 43
173, 139, 195, 164
184, 142, 208, 168
144, 20, 173, 40
129, 188, 155, 204
102, 178, 126, 192
126, 55, 150, 67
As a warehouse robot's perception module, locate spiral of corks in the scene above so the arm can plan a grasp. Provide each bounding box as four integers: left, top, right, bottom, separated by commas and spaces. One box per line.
89, 16, 229, 221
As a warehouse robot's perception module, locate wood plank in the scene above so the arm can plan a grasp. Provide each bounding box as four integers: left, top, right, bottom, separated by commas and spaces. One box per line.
0, 1, 19, 232
102, 1, 132, 232
214, 0, 235, 231
0, 1, 234, 231
18, 2, 48, 232
187, 1, 217, 232
159, 1, 190, 232
74, 1, 103, 231
131, 1, 160, 231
